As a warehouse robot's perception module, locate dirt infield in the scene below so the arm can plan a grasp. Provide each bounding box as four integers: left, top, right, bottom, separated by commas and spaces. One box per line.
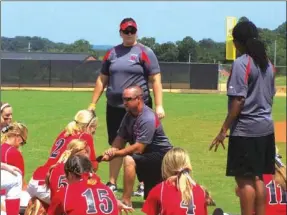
218, 84, 286, 97
275, 121, 286, 143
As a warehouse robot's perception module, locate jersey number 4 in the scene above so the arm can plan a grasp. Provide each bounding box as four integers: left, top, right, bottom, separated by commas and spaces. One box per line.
266, 180, 287, 205
82, 188, 114, 214
50, 138, 65, 158
180, 199, 196, 215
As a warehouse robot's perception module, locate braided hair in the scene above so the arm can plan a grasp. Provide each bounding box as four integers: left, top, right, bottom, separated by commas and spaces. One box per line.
232, 21, 269, 72
64, 154, 93, 180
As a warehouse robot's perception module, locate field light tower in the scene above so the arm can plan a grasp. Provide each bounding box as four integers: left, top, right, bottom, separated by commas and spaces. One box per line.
225, 17, 237, 61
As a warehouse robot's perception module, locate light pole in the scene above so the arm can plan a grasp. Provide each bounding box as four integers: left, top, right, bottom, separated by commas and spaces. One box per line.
274, 40, 277, 67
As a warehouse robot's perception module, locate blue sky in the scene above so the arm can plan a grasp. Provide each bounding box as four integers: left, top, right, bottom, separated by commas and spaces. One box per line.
1, 1, 286, 45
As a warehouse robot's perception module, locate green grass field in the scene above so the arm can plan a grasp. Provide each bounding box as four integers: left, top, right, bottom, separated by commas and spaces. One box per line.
275, 76, 287, 86
2, 90, 286, 215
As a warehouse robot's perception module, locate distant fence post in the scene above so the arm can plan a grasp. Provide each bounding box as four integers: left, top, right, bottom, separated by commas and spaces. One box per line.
49, 60, 52, 87
72, 64, 74, 89
18, 62, 22, 89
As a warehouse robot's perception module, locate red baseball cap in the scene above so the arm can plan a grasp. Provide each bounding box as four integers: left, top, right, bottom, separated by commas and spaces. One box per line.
120, 20, 137, 31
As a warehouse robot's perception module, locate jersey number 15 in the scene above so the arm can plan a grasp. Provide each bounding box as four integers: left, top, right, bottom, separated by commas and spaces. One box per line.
82, 188, 114, 214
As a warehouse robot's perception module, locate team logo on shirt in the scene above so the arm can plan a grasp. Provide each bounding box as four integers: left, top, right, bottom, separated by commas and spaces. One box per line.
129, 54, 138, 63
87, 178, 98, 185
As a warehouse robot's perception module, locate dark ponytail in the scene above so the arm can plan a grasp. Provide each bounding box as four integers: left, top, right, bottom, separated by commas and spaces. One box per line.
64, 154, 93, 179
233, 21, 269, 72
245, 38, 269, 72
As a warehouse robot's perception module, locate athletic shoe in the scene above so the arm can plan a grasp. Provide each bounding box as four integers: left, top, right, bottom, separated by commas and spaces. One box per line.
106, 182, 118, 193
133, 184, 144, 197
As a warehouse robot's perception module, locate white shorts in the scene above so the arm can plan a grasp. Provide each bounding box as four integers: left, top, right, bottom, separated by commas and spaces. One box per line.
27, 178, 50, 205
1, 170, 22, 200
1, 170, 25, 213
20, 190, 31, 207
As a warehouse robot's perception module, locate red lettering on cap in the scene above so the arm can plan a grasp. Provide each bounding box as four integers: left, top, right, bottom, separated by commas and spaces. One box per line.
120, 21, 137, 30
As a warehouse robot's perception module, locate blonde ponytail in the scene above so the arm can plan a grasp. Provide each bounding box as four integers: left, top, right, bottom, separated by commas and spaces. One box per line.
1, 122, 28, 145
45, 149, 72, 189
162, 147, 195, 205
274, 154, 286, 191
178, 170, 195, 204
45, 139, 87, 188
1, 132, 8, 144
64, 121, 79, 137
64, 110, 97, 137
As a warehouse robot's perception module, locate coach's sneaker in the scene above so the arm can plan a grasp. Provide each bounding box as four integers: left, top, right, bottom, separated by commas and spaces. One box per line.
106, 182, 118, 193
133, 184, 144, 197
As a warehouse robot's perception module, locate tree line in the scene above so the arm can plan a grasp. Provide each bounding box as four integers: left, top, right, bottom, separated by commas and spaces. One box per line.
1, 17, 286, 65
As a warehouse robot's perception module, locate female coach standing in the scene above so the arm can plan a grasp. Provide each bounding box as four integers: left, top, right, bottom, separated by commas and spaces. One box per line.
210, 21, 276, 215
88, 17, 165, 193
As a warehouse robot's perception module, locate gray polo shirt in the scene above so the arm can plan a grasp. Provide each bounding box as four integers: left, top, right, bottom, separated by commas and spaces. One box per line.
101, 43, 160, 108
117, 105, 172, 153
227, 54, 276, 137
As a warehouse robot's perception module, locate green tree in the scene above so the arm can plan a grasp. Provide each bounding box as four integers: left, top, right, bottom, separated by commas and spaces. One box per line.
238, 16, 250, 23
176, 36, 198, 62
138, 37, 157, 50
154, 42, 179, 62
64, 39, 94, 53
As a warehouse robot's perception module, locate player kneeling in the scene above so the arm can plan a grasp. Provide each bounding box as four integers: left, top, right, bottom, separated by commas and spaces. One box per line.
27, 110, 98, 208
142, 147, 208, 215
24, 139, 92, 215
48, 154, 133, 215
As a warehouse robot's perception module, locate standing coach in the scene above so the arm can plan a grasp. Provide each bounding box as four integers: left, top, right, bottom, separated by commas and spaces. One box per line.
88, 17, 165, 194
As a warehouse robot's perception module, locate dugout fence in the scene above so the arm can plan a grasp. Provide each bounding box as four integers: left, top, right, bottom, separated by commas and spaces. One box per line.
1, 59, 220, 90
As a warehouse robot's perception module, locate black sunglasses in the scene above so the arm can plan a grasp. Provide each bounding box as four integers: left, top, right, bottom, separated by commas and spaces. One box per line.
19, 135, 26, 146
122, 94, 143, 102
122, 28, 137, 35
122, 96, 138, 102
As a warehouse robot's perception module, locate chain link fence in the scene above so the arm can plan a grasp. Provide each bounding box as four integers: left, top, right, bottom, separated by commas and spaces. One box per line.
218, 64, 286, 92
2, 60, 219, 90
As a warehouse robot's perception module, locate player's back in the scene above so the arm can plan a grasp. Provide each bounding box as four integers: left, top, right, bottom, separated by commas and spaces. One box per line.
49, 163, 66, 200
63, 175, 118, 215
1, 143, 24, 176
142, 181, 207, 215
263, 174, 287, 215
46, 130, 79, 166
32, 131, 96, 181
